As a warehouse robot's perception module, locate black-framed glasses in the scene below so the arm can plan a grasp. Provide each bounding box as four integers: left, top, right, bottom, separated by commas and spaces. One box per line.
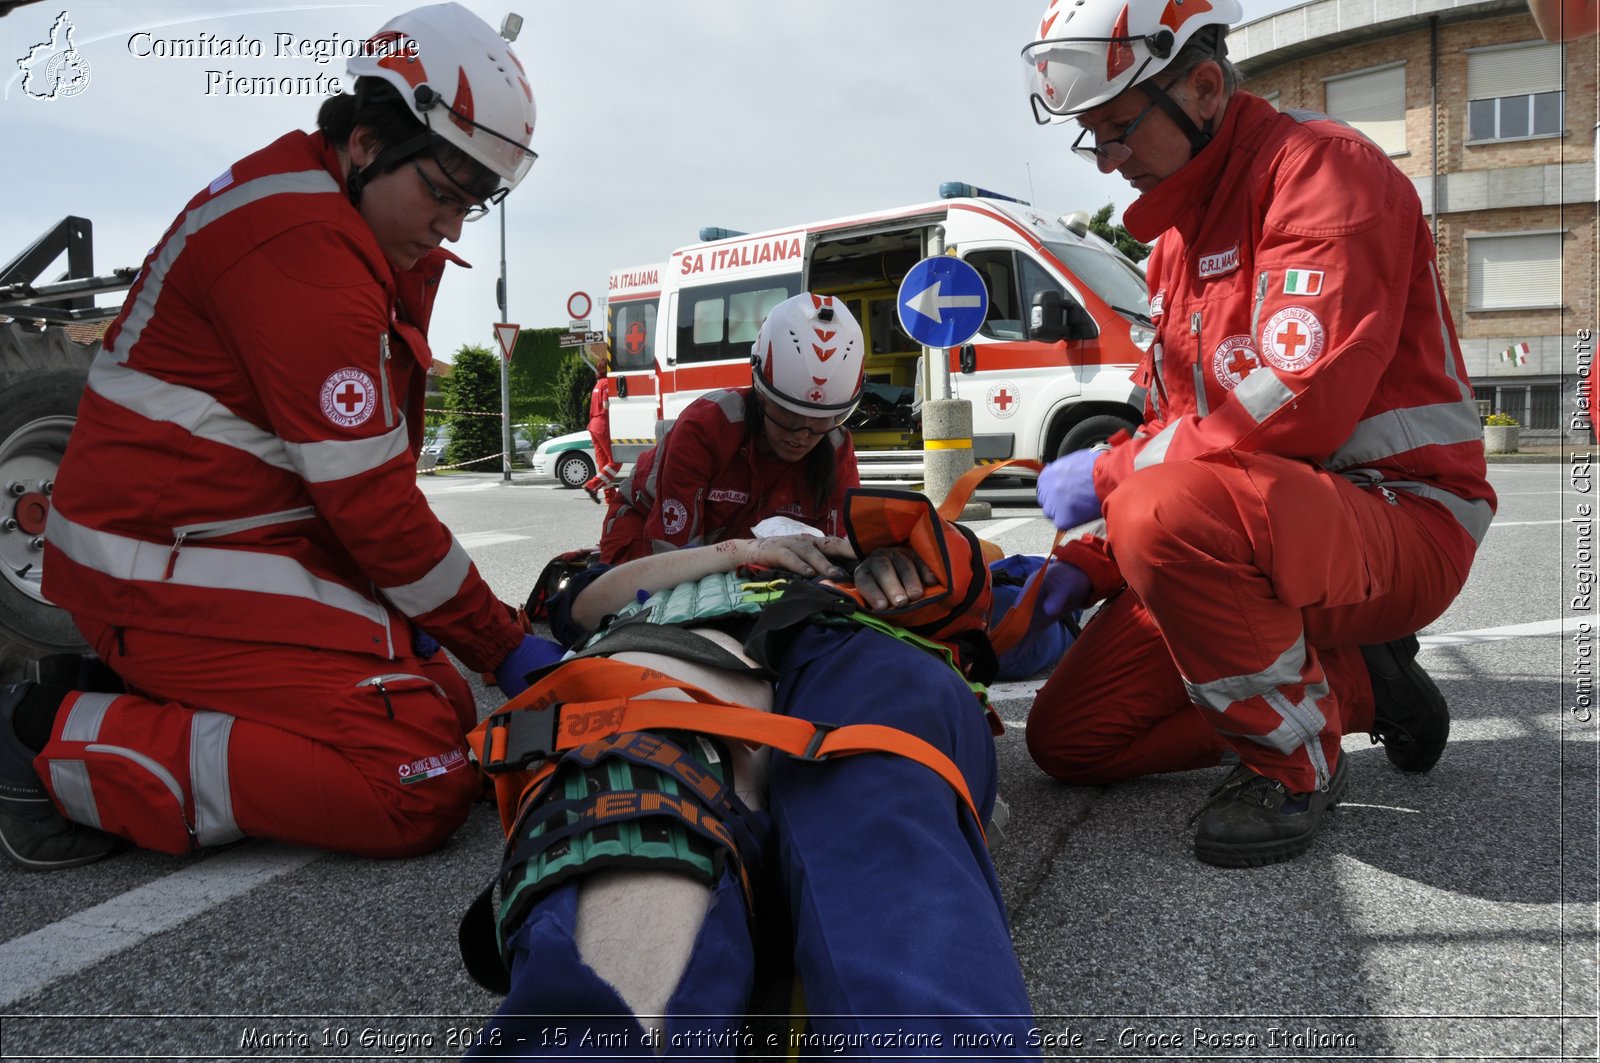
1071, 95, 1160, 169
412, 160, 490, 222
761, 400, 851, 437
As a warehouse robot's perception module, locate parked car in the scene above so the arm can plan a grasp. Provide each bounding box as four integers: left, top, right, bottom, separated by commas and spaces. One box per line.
530, 430, 599, 488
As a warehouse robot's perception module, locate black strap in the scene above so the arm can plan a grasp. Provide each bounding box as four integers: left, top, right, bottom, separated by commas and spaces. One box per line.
576, 621, 772, 678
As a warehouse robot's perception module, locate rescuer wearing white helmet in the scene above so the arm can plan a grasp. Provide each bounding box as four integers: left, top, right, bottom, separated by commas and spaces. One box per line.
599, 293, 866, 563
1019, 0, 1496, 866
5, 4, 560, 870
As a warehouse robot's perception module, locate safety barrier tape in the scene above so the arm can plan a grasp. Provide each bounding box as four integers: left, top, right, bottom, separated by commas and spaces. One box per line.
421, 451, 509, 471
423, 408, 505, 418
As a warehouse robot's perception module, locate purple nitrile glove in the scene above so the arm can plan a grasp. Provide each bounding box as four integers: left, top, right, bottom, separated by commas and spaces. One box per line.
1040, 560, 1092, 621
493, 634, 565, 699
411, 627, 441, 660
1037, 447, 1105, 531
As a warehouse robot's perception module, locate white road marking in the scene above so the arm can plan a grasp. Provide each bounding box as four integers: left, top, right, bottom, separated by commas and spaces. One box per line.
0, 844, 318, 1008
971, 517, 1037, 538
455, 531, 531, 549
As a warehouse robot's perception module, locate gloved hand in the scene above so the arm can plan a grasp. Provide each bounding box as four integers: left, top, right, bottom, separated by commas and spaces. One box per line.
1037, 447, 1105, 531
411, 627, 441, 660
493, 634, 564, 699
1041, 560, 1093, 620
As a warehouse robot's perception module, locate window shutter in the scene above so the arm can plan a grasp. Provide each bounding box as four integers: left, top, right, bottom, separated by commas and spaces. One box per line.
1468, 43, 1563, 99
1467, 233, 1563, 310
1325, 66, 1406, 154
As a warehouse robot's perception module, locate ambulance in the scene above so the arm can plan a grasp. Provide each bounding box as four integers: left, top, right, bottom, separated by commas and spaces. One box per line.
602, 184, 1152, 480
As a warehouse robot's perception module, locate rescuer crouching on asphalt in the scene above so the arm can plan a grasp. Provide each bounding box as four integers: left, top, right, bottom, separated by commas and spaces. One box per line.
1019, 0, 1496, 867
0, 4, 565, 871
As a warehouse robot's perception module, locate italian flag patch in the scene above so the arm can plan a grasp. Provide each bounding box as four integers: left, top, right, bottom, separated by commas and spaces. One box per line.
1283, 269, 1324, 295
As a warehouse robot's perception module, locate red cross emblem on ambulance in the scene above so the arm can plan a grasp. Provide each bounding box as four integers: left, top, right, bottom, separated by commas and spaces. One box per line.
986, 382, 1021, 419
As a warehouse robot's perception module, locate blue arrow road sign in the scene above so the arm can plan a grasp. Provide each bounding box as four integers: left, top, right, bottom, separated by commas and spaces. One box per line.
896, 256, 989, 349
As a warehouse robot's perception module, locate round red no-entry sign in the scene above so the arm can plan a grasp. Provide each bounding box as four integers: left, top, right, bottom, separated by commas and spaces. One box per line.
567, 291, 592, 320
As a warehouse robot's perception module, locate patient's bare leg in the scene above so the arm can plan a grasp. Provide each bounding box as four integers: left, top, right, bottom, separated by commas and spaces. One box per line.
573, 630, 773, 1043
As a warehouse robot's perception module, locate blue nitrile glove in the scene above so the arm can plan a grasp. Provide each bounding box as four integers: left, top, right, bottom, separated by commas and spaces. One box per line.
493, 634, 565, 699
1037, 447, 1105, 531
411, 627, 441, 660
1041, 560, 1092, 621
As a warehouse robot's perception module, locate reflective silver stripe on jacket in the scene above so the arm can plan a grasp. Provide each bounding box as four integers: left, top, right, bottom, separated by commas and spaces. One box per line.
87, 358, 298, 474
1384, 480, 1495, 544
286, 426, 410, 483
1234, 366, 1297, 424
379, 537, 471, 618
88, 357, 411, 484
46, 507, 388, 627
107, 169, 342, 363
1133, 420, 1181, 470
708, 389, 746, 422
1326, 400, 1485, 473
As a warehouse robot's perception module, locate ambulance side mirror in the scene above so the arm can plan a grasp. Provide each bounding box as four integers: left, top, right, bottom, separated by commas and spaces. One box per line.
1030, 290, 1097, 343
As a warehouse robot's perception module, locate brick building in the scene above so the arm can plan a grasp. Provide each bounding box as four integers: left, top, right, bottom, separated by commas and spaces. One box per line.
1231, 0, 1597, 440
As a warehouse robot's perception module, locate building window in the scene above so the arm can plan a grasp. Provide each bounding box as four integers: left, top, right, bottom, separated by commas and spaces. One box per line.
1466, 42, 1564, 142
1466, 232, 1564, 311
1324, 63, 1406, 155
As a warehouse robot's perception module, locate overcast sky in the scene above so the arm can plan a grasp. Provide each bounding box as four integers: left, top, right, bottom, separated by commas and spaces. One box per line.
2, 0, 1291, 362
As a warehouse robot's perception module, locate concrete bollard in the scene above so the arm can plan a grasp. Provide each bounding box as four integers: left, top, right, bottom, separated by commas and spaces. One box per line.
923, 398, 991, 521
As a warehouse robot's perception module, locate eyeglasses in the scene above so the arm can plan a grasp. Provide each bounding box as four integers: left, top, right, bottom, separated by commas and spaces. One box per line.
1071, 95, 1160, 170
761, 401, 850, 437
412, 161, 490, 222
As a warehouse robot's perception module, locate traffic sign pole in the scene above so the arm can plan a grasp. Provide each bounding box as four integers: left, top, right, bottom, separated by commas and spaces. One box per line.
499, 207, 512, 482
897, 234, 989, 519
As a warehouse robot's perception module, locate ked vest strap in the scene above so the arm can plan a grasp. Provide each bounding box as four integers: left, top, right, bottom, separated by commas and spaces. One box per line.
469, 656, 985, 841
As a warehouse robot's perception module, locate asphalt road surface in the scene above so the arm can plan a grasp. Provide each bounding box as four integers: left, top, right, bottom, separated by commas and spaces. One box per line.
1, 460, 1593, 1061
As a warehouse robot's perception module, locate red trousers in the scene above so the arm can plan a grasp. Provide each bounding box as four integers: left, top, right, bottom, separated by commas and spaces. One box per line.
588, 415, 615, 478
36, 619, 480, 857
1027, 451, 1466, 793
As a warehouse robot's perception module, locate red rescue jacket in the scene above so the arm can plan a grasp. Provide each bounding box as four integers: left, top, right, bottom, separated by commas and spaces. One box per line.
598, 388, 860, 563
43, 131, 523, 672
1103, 92, 1496, 582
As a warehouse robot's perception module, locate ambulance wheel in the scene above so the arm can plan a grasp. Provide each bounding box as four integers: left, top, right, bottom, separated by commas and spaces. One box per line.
556, 451, 596, 489
0, 322, 95, 680
1056, 414, 1137, 458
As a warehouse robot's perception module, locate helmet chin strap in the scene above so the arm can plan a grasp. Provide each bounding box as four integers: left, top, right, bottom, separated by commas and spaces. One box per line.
1138, 78, 1215, 157
346, 132, 433, 206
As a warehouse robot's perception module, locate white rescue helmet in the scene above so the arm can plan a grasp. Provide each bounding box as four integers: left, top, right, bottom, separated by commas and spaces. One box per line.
1021, 0, 1241, 122
750, 293, 865, 421
348, 2, 538, 191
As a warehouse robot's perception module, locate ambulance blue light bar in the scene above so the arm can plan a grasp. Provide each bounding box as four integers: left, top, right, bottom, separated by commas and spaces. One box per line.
698, 227, 748, 241
939, 182, 1030, 205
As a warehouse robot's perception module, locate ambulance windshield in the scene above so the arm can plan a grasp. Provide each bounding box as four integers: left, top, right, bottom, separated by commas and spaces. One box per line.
1043, 242, 1151, 324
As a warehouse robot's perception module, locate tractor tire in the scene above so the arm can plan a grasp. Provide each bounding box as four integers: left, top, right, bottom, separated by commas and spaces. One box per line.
0, 321, 95, 680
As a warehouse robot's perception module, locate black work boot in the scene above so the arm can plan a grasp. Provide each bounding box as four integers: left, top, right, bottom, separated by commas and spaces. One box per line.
0, 683, 124, 872
1191, 755, 1349, 868
1362, 635, 1449, 773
